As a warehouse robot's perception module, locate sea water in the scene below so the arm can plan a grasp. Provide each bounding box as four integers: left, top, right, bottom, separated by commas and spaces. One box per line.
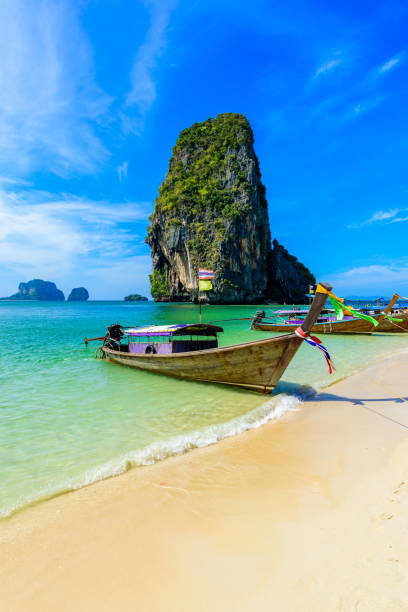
1, 300, 407, 518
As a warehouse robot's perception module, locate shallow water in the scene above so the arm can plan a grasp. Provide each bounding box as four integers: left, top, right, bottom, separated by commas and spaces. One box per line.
1, 300, 407, 518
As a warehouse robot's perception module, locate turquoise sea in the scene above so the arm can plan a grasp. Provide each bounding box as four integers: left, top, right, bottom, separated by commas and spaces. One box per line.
1, 300, 407, 519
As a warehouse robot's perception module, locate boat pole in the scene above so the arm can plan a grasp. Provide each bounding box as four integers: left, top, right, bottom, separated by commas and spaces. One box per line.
376, 293, 400, 326
299, 282, 333, 334
84, 336, 106, 345
198, 271, 202, 323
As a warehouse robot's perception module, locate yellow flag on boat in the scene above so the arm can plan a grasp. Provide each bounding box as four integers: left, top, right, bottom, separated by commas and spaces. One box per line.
198, 268, 214, 291
199, 279, 212, 291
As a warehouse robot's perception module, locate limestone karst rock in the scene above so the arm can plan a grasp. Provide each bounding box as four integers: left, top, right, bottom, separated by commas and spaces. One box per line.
67, 287, 89, 301
1, 279, 65, 301
146, 113, 315, 303
267, 240, 316, 304
124, 294, 148, 301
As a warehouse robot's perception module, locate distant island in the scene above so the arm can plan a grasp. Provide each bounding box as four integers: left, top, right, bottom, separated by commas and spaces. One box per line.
0, 280, 91, 302
124, 294, 148, 302
68, 287, 89, 301
0, 279, 65, 301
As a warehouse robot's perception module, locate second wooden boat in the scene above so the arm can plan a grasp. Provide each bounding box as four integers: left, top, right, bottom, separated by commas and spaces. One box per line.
252, 294, 402, 334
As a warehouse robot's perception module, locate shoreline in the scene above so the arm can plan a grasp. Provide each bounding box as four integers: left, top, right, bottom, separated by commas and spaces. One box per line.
2, 350, 408, 610
1, 340, 402, 522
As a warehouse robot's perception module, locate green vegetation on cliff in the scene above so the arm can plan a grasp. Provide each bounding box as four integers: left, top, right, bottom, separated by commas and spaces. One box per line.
149, 113, 254, 223
149, 269, 170, 299
147, 113, 269, 284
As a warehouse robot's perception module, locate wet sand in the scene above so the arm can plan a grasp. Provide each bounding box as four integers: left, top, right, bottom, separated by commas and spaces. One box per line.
2, 351, 408, 611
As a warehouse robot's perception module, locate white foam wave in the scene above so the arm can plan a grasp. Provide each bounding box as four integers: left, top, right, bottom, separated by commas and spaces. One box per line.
76, 393, 302, 484
1, 388, 316, 519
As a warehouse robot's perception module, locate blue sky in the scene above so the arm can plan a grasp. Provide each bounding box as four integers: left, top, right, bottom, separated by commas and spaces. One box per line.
1, 0, 407, 299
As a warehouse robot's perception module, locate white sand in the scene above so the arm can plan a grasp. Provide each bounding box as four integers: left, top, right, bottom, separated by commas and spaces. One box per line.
2, 351, 408, 611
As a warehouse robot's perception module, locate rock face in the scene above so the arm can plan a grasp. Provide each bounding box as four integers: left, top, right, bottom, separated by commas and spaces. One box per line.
1, 279, 65, 301
124, 294, 148, 301
147, 113, 315, 304
268, 240, 316, 303
68, 287, 89, 301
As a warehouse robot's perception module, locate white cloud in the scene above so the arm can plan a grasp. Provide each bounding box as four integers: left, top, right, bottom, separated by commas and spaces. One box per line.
389, 215, 408, 224
0, 188, 152, 298
117, 161, 129, 182
87, 255, 152, 299
322, 95, 386, 129
0, 176, 31, 187
328, 262, 408, 295
314, 57, 342, 79
307, 48, 404, 131
125, 0, 177, 128
348, 208, 408, 229
378, 53, 405, 74
0, 0, 180, 176
0, 0, 112, 176
369, 209, 400, 222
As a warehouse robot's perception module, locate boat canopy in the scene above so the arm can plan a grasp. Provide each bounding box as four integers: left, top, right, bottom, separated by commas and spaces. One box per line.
125, 323, 223, 337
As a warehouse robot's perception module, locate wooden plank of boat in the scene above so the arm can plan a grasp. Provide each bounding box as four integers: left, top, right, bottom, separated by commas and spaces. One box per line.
101, 282, 333, 393
252, 294, 401, 334
376, 311, 408, 332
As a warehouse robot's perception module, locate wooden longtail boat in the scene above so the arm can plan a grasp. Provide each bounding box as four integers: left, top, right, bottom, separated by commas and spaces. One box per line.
98, 282, 332, 393
252, 294, 402, 334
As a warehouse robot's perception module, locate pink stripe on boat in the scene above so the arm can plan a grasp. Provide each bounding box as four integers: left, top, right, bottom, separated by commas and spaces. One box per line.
199, 269, 214, 279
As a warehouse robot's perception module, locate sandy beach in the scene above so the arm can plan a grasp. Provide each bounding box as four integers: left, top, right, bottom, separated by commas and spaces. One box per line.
2, 350, 408, 611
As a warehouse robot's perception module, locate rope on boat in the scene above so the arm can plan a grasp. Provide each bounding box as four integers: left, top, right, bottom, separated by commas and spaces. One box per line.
296, 337, 408, 429
331, 351, 408, 406
380, 318, 408, 333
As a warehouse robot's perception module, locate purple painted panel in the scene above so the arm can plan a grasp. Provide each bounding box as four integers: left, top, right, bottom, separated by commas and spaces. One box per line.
128, 342, 172, 355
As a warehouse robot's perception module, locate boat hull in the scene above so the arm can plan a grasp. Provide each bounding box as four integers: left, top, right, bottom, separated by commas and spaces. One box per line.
102, 334, 303, 393
376, 312, 408, 332
253, 312, 408, 334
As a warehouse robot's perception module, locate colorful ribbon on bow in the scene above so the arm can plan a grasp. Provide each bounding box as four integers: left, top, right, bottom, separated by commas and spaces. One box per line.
380, 313, 403, 322
328, 296, 344, 321
295, 327, 335, 374
316, 284, 379, 327
380, 297, 406, 324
